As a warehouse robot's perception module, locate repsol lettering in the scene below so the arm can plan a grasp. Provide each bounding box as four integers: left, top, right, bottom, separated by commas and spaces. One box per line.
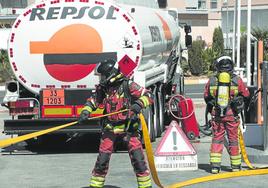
29, 6, 116, 21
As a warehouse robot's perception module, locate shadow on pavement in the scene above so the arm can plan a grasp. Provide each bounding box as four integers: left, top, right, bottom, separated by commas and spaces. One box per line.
81, 186, 121, 188
198, 163, 231, 173
2, 133, 129, 154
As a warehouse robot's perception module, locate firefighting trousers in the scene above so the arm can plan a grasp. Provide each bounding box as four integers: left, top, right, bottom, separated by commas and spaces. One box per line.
90, 130, 151, 188
210, 119, 241, 168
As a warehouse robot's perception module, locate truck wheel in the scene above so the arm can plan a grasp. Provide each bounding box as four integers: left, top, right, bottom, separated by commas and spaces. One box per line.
153, 86, 161, 137
158, 85, 165, 132
180, 74, 185, 95
142, 107, 155, 142
187, 131, 196, 140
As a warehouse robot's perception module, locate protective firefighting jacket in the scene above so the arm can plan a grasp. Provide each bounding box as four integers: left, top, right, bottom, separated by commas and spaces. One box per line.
204, 73, 250, 119
81, 78, 153, 131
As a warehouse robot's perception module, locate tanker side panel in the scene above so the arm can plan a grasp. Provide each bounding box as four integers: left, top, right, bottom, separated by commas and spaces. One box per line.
3, 0, 181, 135
8, 0, 142, 95
120, 4, 180, 72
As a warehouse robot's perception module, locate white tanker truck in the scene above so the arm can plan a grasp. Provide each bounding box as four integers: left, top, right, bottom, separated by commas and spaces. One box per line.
1, 0, 192, 142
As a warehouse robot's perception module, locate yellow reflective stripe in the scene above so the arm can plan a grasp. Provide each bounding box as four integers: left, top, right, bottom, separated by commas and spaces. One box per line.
231, 86, 239, 96
230, 155, 241, 165
90, 182, 104, 188
133, 122, 139, 128
231, 160, 241, 165
139, 96, 149, 107
138, 179, 151, 184
44, 108, 72, 115
138, 182, 152, 188
138, 179, 152, 188
113, 129, 125, 134
210, 153, 222, 157
82, 106, 93, 113
113, 124, 126, 133
210, 86, 217, 97
90, 181, 104, 188
210, 153, 222, 163
91, 176, 105, 181
90, 176, 105, 188
137, 176, 151, 181
90, 180, 104, 185
114, 124, 125, 129
210, 158, 221, 163
104, 124, 113, 130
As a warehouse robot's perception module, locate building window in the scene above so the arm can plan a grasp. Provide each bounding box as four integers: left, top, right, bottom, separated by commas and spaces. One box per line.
210, 0, 218, 9
0, 0, 27, 8
198, 0, 206, 9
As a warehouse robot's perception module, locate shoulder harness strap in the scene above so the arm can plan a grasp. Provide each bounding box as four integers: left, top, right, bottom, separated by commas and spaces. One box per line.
123, 79, 132, 103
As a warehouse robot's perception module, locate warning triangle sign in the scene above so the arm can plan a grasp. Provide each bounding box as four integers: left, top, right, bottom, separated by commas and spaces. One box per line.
155, 121, 196, 156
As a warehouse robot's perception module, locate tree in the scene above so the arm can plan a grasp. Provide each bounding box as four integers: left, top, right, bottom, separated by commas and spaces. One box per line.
252, 27, 268, 61
0, 49, 12, 82
212, 27, 224, 55
188, 40, 205, 76
252, 27, 268, 41
202, 47, 218, 74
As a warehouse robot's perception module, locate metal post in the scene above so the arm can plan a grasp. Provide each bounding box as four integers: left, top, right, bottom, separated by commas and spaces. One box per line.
226, 0, 229, 49
257, 41, 263, 125
236, 0, 241, 68
254, 40, 258, 86
232, 0, 238, 61
247, 0, 252, 86
262, 61, 268, 151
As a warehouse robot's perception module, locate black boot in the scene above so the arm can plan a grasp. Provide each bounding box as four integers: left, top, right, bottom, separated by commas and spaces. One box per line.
211, 166, 221, 174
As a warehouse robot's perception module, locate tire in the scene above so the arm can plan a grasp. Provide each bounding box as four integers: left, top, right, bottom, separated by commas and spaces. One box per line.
153, 86, 161, 137
180, 74, 185, 95
142, 106, 155, 142
187, 131, 196, 140
158, 85, 165, 132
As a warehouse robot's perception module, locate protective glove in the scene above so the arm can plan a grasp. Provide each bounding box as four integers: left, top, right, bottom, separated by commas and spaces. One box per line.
130, 103, 142, 115
78, 110, 90, 124
231, 96, 244, 115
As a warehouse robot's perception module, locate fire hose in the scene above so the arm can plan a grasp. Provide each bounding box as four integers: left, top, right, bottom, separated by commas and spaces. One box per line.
0, 110, 129, 148
0, 110, 268, 187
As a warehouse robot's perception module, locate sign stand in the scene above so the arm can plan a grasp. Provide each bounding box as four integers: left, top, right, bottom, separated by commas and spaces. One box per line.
154, 121, 198, 171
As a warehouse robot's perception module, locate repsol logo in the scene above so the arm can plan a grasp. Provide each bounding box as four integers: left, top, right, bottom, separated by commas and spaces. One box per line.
29, 6, 116, 21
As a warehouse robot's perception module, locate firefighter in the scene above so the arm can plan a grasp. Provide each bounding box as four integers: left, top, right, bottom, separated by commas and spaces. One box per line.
204, 56, 250, 174
78, 59, 153, 188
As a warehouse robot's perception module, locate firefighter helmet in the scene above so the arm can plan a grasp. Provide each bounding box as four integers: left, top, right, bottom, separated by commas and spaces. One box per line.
215, 56, 234, 73
97, 59, 117, 76
96, 59, 121, 84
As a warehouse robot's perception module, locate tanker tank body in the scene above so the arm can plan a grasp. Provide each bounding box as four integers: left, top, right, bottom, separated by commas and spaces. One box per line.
2, 0, 192, 143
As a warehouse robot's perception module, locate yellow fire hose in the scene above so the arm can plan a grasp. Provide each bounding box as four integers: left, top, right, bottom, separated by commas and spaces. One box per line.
1, 110, 268, 188
140, 113, 268, 188
0, 109, 128, 148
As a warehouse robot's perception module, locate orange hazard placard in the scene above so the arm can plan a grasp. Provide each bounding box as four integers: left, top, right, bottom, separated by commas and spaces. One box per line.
43, 89, 65, 105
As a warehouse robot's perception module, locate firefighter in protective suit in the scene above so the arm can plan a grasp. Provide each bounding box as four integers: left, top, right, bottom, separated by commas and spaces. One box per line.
78, 59, 153, 188
204, 56, 249, 174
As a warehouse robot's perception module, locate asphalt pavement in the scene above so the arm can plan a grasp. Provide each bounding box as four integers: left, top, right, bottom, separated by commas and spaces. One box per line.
1, 84, 268, 188
184, 84, 205, 99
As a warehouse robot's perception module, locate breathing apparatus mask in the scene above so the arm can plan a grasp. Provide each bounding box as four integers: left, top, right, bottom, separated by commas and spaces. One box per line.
215, 56, 234, 73
96, 59, 123, 86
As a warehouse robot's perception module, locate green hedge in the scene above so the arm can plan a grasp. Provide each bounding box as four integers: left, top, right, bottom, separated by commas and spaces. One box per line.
0, 49, 13, 82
